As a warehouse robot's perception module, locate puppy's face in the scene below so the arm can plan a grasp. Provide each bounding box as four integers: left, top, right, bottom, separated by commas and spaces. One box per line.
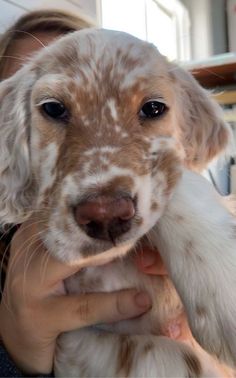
0, 29, 229, 264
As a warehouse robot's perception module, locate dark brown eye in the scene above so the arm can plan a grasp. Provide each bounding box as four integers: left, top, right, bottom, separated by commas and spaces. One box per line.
139, 100, 167, 119
42, 101, 68, 120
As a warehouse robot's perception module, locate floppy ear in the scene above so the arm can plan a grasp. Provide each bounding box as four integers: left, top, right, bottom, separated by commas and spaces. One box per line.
171, 65, 230, 171
0, 69, 37, 225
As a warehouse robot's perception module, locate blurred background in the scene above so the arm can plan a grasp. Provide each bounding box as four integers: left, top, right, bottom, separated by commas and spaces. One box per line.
1, 0, 236, 194
1, 0, 235, 62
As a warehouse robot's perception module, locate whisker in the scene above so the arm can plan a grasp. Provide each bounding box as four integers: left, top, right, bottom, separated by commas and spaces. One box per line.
0, 244, 12, 311
5, 220, 48, 280
22, 233, 45, 304
0, 55, 52, 75
0, 55, 30, 64
40, 240, 52, 286
10, 30, 46, 48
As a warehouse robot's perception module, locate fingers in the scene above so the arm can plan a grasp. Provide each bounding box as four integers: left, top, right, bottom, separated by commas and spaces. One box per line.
47, 289, 152, 333
135, 246, 168, 275
8, 221, 80, 293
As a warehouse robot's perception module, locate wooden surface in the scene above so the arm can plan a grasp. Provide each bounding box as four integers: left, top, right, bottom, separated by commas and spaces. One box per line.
186, 53, 236, 88
212, 90, 236, 105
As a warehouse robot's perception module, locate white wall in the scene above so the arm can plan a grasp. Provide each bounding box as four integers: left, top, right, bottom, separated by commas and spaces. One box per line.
0, 0, 99, 33
180, 0, 227, 60
189, 0, 213, 59
227, 0, 236, 52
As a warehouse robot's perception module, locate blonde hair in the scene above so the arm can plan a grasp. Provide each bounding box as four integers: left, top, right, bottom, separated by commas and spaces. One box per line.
0, 8, 94, 76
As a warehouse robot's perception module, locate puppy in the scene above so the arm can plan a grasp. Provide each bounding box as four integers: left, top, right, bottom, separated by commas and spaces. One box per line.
0, 29, 235, 377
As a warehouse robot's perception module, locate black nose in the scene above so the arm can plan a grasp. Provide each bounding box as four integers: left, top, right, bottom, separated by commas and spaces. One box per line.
73, 195, 135, 242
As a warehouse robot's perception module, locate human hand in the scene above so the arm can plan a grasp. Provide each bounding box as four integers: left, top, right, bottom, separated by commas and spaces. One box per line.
135, 245, 235, 377
0, 221, 151, 375
135, 245, 168, 276
135, 245, 191, 340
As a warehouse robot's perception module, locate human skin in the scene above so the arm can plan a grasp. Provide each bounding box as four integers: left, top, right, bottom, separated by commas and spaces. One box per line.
136, 249, 235, 377
1, 31, 62, 79
0, 220, 151, 374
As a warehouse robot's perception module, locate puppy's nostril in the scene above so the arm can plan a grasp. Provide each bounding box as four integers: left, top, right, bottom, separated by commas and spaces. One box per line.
85, 221, 105, 240
73, 195, 135, 241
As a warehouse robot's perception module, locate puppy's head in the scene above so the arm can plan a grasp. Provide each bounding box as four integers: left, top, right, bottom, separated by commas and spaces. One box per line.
0, 29, 229, 264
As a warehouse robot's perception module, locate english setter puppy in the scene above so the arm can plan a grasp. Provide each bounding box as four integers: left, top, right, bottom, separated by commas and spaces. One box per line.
0, 29, 236, 377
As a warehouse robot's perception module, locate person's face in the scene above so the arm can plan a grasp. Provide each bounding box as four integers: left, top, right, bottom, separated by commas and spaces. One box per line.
1, 31, 62, 79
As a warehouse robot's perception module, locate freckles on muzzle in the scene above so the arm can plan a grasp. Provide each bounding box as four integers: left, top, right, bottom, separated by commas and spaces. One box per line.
73, 194, 136, 243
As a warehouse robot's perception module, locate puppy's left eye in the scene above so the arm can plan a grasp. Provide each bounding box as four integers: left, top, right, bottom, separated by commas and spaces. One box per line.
139, 100, 167, 119
41, 101, 68, 121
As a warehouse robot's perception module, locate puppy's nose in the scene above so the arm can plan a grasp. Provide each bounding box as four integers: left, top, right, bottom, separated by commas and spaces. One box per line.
74, 195, 135, 242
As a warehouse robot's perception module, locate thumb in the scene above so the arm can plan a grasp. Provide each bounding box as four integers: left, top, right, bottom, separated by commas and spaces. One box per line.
135, 247, 168, 276
47, 289, 152, 334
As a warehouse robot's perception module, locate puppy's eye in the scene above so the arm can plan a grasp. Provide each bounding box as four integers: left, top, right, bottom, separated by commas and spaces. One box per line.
42, 101, 68, 120
139, 100, 167, 119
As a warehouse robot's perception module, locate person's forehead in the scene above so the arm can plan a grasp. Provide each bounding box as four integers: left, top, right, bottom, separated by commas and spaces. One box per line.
1, 31, 62, 79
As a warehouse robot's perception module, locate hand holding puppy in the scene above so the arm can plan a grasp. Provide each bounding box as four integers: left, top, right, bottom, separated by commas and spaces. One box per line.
0, 220, 151, 375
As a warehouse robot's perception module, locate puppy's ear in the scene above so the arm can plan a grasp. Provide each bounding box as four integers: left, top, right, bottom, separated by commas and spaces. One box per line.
171, 65, 230, 171
0, 69, 37, 225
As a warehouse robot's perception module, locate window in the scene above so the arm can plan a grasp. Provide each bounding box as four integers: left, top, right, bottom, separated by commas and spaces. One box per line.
101, 0, 190, 61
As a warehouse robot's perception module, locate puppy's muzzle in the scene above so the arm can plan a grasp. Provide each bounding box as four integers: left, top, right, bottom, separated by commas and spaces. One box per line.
73, 194, 136, 242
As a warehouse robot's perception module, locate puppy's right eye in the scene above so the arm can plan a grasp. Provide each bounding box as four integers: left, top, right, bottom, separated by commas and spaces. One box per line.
139, 100, 167, 119
41, 101, 68, 121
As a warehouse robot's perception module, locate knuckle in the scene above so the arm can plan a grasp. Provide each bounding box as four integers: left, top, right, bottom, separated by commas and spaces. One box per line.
115, 291, 127, 317
75, 296, 91, 323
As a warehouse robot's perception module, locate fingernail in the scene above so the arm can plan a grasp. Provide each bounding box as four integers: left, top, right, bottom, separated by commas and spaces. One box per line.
141, 253, 156, 268
135, 292, 152, 308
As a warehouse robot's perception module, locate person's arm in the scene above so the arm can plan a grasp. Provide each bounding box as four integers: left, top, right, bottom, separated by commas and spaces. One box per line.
0, 220, 151, 376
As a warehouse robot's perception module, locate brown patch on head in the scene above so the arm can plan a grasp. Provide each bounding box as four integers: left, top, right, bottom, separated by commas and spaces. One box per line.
143, 341, 154, 355
183, 351, 202, 377
99, 176, 135, 197
185, 240, 194, 256
184, 240, 204, 262
151, 202, 159, 211
99, 163, 109, 172
116, 336, 135, 377
153, 149, 182, 196
195, 304, 207, 317
173, 214, 185, 222
231, 223, 236, 239
134, 216, 143, 226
